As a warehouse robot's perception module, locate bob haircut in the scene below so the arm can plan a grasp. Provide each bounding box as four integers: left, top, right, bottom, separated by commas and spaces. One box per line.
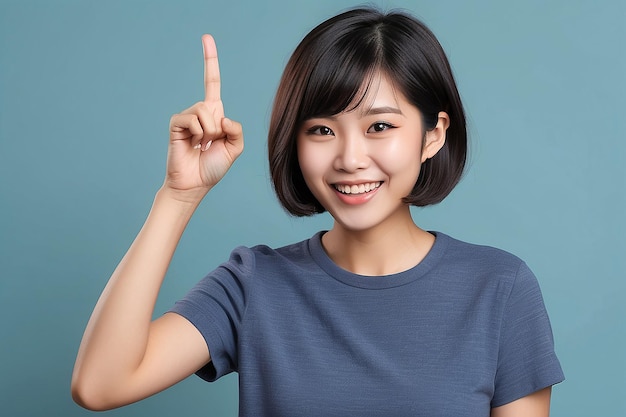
269, 7, 467, 216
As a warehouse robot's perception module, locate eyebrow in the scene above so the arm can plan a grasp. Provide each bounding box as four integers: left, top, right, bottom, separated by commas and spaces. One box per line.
363, 106, 403, 116
318, 106, 404, 121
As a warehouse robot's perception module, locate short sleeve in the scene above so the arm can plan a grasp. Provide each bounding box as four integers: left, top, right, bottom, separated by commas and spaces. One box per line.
491, 262, 565, 407
169, 246, 252, 382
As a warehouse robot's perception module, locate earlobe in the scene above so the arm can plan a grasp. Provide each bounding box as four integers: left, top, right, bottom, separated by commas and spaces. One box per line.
421, 112, 449, 163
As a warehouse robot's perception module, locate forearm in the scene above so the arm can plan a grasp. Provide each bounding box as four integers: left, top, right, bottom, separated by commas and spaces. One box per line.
72, 187, 203, 401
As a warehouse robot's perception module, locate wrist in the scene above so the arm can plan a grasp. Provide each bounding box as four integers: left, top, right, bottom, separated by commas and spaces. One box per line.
154, 187, 206, 218
157, 184, 210, 207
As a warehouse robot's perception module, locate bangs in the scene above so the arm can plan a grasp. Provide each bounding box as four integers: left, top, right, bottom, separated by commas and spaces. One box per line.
297, 25, 384, 121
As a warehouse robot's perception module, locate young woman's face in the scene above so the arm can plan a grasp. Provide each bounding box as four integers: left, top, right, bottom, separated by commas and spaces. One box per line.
297, 73, 427, 232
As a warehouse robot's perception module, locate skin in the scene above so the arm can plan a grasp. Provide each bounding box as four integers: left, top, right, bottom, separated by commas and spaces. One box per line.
298, 73, 447, 276
71, 35, 553, 415
491, 387, 552, 416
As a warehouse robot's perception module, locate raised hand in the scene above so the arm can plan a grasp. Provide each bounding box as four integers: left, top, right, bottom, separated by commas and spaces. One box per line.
165, 34, 244, 200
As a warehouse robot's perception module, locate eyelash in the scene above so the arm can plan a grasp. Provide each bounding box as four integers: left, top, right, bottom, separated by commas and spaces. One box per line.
305, 122, 395, 136
306, 125, 334, 136
367, 122, 394, 133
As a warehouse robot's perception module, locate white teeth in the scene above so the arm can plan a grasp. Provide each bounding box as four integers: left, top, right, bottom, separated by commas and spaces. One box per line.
334, 182, 381, 194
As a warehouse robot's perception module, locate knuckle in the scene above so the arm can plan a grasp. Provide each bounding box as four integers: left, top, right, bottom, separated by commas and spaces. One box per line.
206, 126, 219, 137
195, 101, 209, 111
169, 113, 184, 127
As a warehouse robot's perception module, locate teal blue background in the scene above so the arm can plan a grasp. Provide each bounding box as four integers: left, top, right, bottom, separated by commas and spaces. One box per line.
1, 0, 624, 415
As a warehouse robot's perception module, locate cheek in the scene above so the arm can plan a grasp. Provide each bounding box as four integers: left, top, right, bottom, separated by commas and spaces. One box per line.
373, 137, 423, 176
297, 141, 323, 185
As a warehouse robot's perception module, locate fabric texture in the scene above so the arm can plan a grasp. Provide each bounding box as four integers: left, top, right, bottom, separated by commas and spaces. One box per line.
170, 231, 564, 416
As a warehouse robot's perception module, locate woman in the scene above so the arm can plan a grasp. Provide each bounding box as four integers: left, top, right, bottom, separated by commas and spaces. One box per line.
72, 8, 564, 416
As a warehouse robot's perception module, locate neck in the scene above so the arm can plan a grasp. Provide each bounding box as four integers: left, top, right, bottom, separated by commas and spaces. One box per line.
322, 208, 435, 276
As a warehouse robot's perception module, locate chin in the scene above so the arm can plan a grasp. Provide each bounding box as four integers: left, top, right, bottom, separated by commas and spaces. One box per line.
329, 212, 389, 233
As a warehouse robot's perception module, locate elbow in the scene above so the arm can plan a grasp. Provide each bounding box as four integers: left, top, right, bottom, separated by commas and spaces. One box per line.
71, 374, 117, 411
71, 383, 105, 411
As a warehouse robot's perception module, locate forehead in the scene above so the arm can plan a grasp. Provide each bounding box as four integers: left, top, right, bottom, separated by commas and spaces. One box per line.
345, 71, 412, 116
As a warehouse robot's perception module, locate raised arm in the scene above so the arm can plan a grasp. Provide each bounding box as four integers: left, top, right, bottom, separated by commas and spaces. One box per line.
71, 35, 244, 411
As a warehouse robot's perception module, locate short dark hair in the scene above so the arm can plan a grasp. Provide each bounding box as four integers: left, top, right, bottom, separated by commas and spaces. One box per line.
268, 7, 467, 216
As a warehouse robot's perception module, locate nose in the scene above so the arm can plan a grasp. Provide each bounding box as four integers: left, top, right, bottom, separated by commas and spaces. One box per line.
333, 133, 370, 172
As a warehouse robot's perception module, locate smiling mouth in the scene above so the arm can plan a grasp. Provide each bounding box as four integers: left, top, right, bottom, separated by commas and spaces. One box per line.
333, 181, 382, 195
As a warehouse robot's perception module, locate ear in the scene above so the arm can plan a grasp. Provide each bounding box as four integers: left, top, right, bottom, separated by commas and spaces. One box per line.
421, 112, 449, 163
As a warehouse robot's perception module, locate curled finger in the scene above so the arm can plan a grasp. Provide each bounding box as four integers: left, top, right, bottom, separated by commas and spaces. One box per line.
170, 113, 204, 147
184, 102, 223, 149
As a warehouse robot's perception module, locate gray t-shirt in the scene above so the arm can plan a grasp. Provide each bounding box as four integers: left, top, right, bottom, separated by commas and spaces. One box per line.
171, 231, 564, 416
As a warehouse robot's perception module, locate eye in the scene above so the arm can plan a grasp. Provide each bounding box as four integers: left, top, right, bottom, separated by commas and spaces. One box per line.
367, 122, 394, 133
306, 125, 335, 136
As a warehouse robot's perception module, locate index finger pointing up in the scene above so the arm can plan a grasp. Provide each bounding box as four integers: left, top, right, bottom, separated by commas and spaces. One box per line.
202, 34, 221, 102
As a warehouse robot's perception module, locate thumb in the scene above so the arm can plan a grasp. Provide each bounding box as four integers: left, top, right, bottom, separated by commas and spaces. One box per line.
222, 117, 243, 142
221, 117, 244, 154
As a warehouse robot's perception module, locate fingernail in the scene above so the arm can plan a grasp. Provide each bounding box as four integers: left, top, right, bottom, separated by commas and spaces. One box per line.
202, 140, 213, 151
193, 143, 202, 150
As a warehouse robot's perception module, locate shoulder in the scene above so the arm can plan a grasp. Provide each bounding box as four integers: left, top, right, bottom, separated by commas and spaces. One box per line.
432, 232, 540, 301
221, 233, 319, 276
436, 232, 526, 273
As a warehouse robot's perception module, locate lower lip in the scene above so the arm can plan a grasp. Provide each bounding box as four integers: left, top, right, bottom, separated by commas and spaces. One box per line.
333, 185, 381, 205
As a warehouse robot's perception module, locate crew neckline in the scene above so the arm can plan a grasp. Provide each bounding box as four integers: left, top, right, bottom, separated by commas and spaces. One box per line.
307, 231, 449, 289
